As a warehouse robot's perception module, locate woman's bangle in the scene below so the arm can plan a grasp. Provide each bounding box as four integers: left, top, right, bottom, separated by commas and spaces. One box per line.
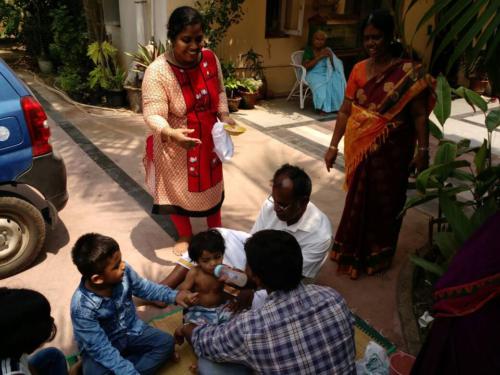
418, 146, 429, 151
329, 145, 338, 151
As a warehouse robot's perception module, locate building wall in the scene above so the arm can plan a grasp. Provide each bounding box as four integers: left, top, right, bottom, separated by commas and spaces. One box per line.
402, 0, 434, 66
216, 0, 315, 97
115, 0, 434, 95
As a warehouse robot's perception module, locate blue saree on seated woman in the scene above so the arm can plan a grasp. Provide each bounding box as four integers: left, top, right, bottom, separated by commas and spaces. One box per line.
303, 47, 346, 113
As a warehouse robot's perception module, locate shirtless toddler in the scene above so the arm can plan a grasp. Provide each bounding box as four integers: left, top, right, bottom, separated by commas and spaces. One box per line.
176, 230, 232, 329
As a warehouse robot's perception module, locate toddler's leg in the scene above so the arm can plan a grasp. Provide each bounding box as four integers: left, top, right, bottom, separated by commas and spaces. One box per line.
28, 347, 68, 375
125, 325, 174, 375
206, 209, 222, 228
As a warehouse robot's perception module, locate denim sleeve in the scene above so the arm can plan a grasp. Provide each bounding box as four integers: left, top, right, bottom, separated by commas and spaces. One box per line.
72, 310, 139, 374
126, 264, 178, 304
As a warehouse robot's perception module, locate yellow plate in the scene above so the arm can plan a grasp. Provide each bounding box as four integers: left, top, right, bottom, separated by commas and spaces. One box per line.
224, 123, 247, 136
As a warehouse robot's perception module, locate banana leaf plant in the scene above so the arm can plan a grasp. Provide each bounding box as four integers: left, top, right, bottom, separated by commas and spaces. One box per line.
400, 75, 500, 276
392, 0, 500, 95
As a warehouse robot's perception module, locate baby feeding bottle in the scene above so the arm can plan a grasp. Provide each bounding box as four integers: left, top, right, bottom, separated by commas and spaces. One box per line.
214, 265, 248, 287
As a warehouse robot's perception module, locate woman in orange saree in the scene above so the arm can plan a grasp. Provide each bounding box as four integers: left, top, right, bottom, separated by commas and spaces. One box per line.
324, 10, 435, 279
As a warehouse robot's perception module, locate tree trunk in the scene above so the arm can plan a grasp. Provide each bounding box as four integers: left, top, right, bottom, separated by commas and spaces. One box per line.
82, 0, 106, 43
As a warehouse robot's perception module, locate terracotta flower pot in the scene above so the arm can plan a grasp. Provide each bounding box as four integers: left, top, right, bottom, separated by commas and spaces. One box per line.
240, 91, 258, 109
125, 86, 142, 113
227, 97, 242, 112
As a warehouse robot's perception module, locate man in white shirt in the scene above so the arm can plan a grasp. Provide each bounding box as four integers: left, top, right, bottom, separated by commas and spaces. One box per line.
163, 164, 333, 287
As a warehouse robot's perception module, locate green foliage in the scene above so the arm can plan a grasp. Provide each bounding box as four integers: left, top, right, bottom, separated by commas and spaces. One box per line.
49, 4, 89, 70
241, 48, 264, 79
125, 40, 166, 73
195, 0, 246, 50
16, 0, 60, 57
125, 39, 166, 87
223, 76, 241, 98
395, 0, 500, 95
434, 75, 451, 126
56, 66, 88, 94
0, 1, 22, 38
87, 41, 125, 91
239, 77, 262, 94
221, 60, 236, 80
402, 77, 500, 276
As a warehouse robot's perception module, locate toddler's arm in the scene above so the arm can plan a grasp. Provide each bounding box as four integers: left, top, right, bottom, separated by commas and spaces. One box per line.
72, 312, 138, 374
177, 267, 197, 292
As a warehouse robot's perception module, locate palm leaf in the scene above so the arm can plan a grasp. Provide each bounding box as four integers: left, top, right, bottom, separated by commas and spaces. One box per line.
431, 0, 486, 67
468, 12, 500, 66
409, 0, 454, 46
425, 1, 470, 47
445, 3, 498, 73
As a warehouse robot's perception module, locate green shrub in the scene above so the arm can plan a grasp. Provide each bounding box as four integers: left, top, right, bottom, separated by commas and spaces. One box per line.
49, 3, 89, 70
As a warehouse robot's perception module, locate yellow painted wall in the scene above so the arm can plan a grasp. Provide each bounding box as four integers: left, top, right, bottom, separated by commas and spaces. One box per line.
216, 0, 315, 97
146, 0, 434, 96
402, 0, 434, 67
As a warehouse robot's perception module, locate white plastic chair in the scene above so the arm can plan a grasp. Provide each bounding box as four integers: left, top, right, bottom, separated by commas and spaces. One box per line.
287, 50, 310, 109
287, 48, 337, 110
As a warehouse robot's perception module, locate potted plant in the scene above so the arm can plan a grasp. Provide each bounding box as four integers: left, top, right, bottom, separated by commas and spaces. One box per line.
87, 41, 126, 107
224, 76, 243, 112
241, 48, 267, 99
466, 51, 489, 95
221, 61, 242, 112
239, 78, 262, 109
124, 39, 166, 113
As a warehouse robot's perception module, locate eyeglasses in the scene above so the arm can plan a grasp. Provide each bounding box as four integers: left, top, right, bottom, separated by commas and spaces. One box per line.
267, 195, 294, 212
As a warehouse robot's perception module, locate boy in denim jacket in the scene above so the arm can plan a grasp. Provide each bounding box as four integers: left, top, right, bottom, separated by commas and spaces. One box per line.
70, 233, 198, 375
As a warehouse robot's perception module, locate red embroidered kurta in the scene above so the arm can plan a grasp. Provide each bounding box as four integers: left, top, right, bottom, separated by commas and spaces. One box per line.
142, 49, 228, 216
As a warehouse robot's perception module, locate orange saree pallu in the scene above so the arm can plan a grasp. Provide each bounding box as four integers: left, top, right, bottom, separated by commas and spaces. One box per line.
331, 60, 434, 278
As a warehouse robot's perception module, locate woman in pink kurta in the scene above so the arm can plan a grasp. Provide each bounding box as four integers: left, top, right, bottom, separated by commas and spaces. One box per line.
142, 6, 235, 254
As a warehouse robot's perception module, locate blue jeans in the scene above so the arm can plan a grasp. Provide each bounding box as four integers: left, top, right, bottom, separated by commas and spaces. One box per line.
82, 325, 174, 375
29, 347, 68, 375
198, 357, 253, 375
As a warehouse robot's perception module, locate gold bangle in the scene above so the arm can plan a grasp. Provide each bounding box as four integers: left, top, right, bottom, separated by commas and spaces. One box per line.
329, 145, 338, 151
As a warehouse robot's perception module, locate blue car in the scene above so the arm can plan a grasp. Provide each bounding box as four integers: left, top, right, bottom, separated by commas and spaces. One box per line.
0, 58, 67, 278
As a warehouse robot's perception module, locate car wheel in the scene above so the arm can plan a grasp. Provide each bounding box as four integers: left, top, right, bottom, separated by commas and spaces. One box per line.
0, 196, 46, 278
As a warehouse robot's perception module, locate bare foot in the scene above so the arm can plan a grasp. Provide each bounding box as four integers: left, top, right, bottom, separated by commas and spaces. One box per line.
69, 359, 82, 375
173, 236, 191, 256
189, 362, 198, 373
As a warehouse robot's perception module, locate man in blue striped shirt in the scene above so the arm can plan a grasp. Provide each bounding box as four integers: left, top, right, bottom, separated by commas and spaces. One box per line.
180, 230, 356, 374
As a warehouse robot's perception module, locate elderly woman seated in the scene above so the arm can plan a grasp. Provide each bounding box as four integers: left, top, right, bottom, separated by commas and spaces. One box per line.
302, 30, 346, 114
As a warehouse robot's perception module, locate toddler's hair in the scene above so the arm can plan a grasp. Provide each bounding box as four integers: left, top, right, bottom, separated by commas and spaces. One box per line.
0, 287, 56, 357
188, 229, 225, 262
72, 233, 119, 278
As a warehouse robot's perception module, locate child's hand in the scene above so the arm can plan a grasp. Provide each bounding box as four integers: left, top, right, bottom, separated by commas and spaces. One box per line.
176, 291, 199, 307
